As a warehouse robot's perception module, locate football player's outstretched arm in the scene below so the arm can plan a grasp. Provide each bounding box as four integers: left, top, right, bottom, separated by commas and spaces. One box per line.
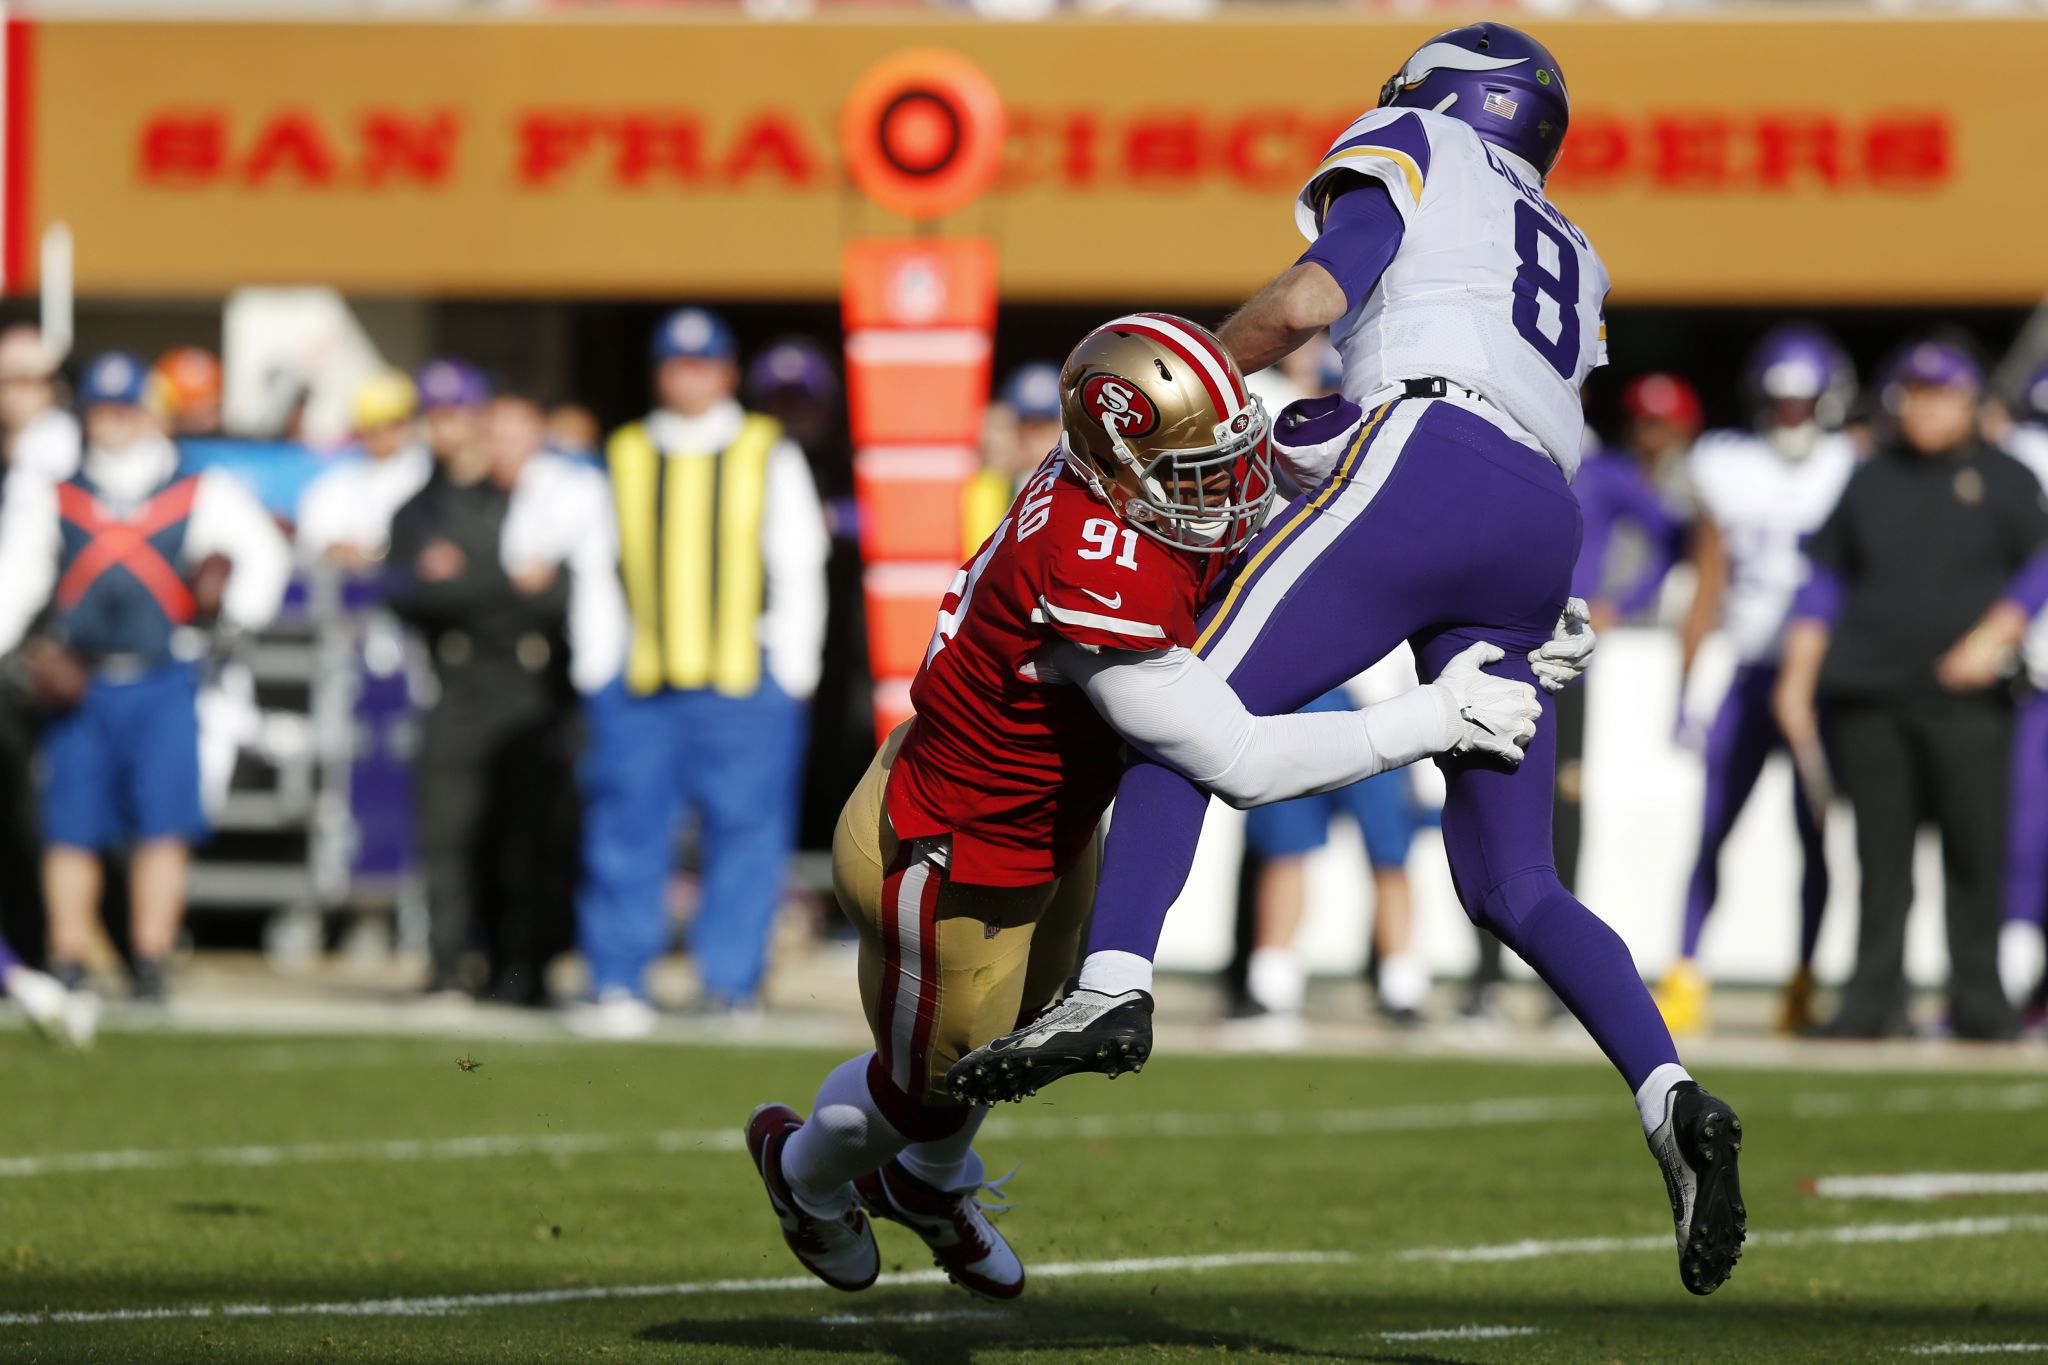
1053, 640, 1539, 810
1217, 179, 1406, 375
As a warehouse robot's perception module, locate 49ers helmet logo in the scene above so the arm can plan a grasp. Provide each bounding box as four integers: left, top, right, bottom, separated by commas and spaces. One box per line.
1080, 372, 1160, 438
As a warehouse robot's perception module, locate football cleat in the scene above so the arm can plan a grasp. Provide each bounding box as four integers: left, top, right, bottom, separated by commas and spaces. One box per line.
1652, 959, 1709, 1037
1647, 1080, 1747, 1296
855, 1159, 1024, 1301
1776, 964, 1819, 1036
946, 989, 1153, 1104
744, 1104, 879, 1293
4, 964, 74, 1046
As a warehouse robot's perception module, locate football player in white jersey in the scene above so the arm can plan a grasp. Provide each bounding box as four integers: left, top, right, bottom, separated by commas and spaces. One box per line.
952, 23, 1748, 1297
1654, 327, 1858, 1037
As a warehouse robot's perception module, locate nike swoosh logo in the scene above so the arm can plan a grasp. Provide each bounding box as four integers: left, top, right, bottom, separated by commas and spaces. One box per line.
1080, 588, 1123, 610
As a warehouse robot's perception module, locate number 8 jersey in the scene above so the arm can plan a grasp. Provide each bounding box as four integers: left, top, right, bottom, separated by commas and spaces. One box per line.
886, 448, 1214, 888
1298, 106, 1610, 478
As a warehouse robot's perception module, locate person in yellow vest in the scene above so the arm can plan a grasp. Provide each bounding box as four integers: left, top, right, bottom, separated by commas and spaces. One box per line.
961, 361, 1063, 556
571, 308, 830, 1038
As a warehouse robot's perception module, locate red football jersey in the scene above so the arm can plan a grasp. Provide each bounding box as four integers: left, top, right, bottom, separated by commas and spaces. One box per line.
886, 450, 1213, 886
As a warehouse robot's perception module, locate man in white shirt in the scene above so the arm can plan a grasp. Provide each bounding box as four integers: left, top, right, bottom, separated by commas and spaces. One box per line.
570, 308, 829, 1037
0, 351, 289, 1002
296, 369, 432, 568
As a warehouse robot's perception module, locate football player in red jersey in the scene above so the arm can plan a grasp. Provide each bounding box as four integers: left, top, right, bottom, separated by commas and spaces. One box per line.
745, 313, 1554, 1299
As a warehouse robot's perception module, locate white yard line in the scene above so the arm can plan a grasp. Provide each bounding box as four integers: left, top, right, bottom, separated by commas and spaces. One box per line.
7, 1078, 2047, 1180
1903, 1346, 2048, 1357
0, 1251, 1353, 1327
1812, 1172, 2048, 1202
9, 1215, 2048, 1329
1377, 1324, 1545, 1342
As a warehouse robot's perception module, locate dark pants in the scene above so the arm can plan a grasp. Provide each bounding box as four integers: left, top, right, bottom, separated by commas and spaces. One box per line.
417, 669, 578, 1000
1827, 693, 2018, 1040
0, 688, 44, 962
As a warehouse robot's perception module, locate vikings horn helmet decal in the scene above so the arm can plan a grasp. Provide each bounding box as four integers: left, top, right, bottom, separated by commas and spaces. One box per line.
1058, 313, 1274, 555
1378, 23, 1571, 178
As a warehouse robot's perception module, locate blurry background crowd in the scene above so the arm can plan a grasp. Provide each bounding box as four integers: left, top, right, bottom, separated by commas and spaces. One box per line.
1, 296, 2045, 1048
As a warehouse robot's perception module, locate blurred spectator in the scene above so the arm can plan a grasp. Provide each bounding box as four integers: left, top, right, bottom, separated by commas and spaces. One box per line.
0, 325, 79, 482
966, 361, 1060, 552
571, 307, 827, 1037
0, 351, 288, 1003
415, 358, 492, 482
387, 387, 587, 1003
1657, 332, 1855, 1037
1236, 661, 1439, 1033
546, 402, 602, 463
152, 347, 224, 439
296, 368, 432, 569
1776, 338, 2043, 1040
1996, 364, 2048, 1013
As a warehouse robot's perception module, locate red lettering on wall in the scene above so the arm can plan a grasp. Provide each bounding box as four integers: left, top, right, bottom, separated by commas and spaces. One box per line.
518, 113, 600, 187
360, 110, 462, 187
1650, 116, 1733, 190
1125, 113, 1202, 187
138, 112, 227, 187
1550, 113, 1630, 190
1754, 115, 1841, 189
1864, 113, 1949, 190
613, 115, 704, 186
1220, 110, 1300, 192
242, 111, 339, 186
721, 114, 819, 187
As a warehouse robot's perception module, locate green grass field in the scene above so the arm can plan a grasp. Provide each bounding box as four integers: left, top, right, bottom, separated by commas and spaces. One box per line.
4, 1029, 2047, 1363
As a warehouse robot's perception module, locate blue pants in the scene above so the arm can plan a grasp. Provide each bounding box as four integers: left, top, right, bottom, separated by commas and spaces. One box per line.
1243, 694, 1429, 869
576, 678, 807, 1001
40, 659, 206, 851
1087, 397, 1680, 1090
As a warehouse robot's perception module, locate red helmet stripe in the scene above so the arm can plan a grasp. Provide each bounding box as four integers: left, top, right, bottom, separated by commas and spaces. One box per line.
1134, 312, 1246, 407
1102, 313, 1242, 419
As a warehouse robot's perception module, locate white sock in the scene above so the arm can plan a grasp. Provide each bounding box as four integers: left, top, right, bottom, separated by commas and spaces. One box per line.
897, 1106, 988, 1194
780, 1053, 907, 1217
1377, 950, 1430, 1013
1634, 1061, 1693, 1138
1076, 950, 1153, 998
1246, 946, 1305, 1015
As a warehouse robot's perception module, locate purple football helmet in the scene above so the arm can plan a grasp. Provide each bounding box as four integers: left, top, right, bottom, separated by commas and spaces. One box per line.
1745, 325, 1855, 439
1378, 23, 1570, 177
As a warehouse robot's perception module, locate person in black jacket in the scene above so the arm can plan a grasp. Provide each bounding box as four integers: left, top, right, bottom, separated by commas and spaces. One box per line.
1774, 338, 2048, 1040
387, 391, 575, 1003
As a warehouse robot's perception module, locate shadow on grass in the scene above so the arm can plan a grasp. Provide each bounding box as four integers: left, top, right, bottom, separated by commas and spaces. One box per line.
637, 1302, 1467, 1365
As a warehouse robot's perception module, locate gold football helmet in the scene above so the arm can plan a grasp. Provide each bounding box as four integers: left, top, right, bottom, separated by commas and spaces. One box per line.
1058, 313, 1273, 554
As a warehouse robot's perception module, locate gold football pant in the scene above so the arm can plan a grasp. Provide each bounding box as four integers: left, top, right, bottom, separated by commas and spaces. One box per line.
831, 722, 1098, 1110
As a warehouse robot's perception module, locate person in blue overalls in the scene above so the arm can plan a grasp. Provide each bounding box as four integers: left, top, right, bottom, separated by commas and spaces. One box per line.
0, 351, 289, 1003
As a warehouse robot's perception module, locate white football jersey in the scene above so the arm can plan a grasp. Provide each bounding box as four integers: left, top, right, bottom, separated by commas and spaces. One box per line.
1687, 429, 1857, 664
2004, 422, 2048, 687
1295, 107, 1610, 479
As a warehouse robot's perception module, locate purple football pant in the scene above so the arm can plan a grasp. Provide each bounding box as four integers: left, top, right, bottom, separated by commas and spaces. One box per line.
2007, 689, 2048, 929
1089, 397, 1681, 1091
1679, 662, 1829, 964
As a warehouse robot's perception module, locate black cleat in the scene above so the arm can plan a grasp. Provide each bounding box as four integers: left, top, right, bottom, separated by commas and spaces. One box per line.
946, 989, 1154, 1103
1648, 1080, 1747, 1296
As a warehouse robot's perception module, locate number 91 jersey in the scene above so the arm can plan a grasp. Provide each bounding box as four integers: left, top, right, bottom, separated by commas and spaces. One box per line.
1298, 106, 1610, 478
886, 449, 1212, 888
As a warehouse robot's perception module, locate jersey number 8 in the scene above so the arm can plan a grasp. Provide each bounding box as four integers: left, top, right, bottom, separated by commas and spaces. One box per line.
1510, 200, 1580, 381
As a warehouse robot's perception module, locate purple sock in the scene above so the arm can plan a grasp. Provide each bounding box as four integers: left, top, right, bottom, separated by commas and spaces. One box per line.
0, 935, 19, 976
1085, 759, 1209, 959
1488, 871, 1681, 1091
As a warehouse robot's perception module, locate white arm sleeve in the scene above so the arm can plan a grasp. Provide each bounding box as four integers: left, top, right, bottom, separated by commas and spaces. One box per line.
759, 439, 829, 701
186, 468, 291, 633
1054, 642, 1456, 809
0, 468, 58, 656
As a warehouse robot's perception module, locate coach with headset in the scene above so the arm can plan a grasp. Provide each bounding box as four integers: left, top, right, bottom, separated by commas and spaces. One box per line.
571, 308, 829, 1038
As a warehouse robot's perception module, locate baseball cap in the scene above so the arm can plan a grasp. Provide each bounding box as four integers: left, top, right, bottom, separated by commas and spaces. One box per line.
414, 357, 490, 411
746, 338, 837, 405
1886, 339, 1983, 393
652, 308, 736, 364
1003, 361, 1062, 422
1621, 372, 1704, 429
354, 368, 419, 430
77, 351, 153, 409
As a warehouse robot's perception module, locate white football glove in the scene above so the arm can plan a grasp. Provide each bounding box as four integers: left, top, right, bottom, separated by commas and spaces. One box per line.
1529, 597, 1596, 694
1433, 641, 1542, 765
